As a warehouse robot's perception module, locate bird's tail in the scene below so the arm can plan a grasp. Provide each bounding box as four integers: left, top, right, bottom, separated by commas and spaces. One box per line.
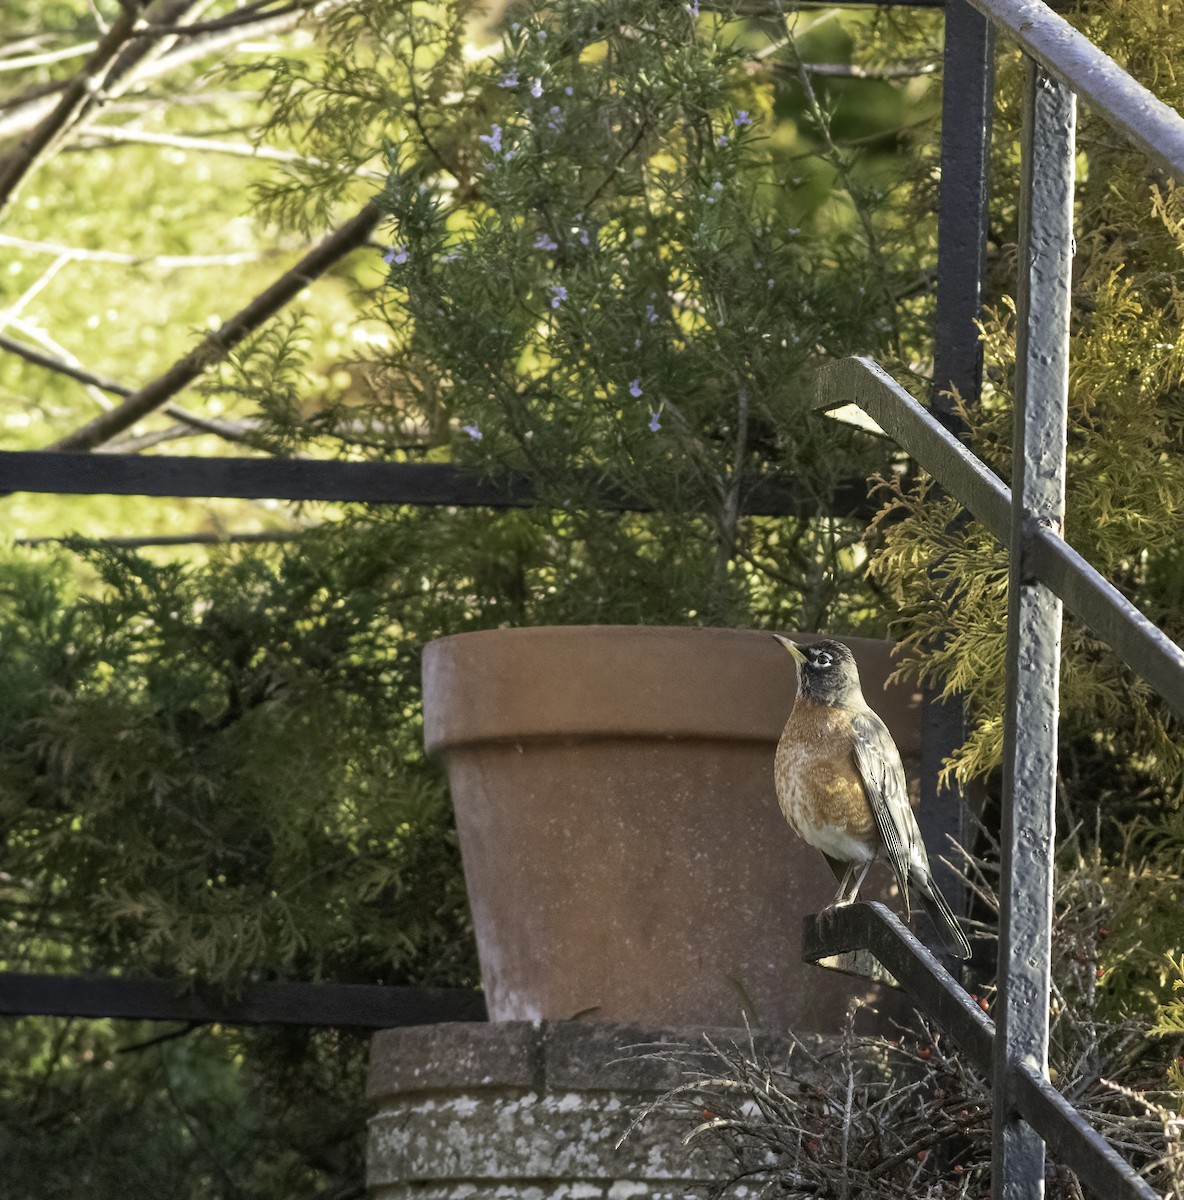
916, 876, 972, 960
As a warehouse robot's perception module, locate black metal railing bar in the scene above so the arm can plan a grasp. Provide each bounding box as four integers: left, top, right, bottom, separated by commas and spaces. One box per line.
0, 971, 486, 1029
918, 0, 995, 922
810, 4, 1184, 1193
802, 905, 1161, 1200
0, 450, 878, 520
813, 359, 1184, 719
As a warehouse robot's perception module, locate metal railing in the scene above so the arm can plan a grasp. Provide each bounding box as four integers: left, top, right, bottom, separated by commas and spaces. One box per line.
806, 2, 1184, 1198
0, 1, 1182, 1194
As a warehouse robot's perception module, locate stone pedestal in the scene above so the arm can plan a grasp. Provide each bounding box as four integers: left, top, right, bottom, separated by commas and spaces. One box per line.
367, 1021, 816, 1200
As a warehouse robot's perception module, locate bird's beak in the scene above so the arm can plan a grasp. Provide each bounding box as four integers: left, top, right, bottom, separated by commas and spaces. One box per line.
772, 634, 806, 664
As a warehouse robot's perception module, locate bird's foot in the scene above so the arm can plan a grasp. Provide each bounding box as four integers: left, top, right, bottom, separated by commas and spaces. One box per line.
815, 901, 855, 931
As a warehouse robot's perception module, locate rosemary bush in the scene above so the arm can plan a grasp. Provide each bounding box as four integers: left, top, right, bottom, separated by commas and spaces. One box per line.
0, 1, 934, 1194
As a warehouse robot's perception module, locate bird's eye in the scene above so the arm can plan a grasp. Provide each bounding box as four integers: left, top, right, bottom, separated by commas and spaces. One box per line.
813, 651, 832, 667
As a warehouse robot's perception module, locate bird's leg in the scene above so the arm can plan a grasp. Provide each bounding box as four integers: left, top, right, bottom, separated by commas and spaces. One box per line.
829, 859, 874, 908
840, 859, 874, 906
829, 862, 858, 909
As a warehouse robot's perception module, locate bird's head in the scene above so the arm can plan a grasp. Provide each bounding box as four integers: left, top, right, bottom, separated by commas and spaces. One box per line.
772, 636, 863, 707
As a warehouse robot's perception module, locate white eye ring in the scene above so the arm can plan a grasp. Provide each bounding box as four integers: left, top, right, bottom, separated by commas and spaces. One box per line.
814, 651, 832, 666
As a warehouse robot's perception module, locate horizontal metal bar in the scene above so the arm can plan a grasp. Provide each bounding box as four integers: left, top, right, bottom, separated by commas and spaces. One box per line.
1013, 1063, 1161, 1200
967, 0, 1184, 180
17, 531, 300, 549
814, 357, 1012, 542
0, 450, 875, 519
802, 904, 1160, 1200
1027, 526, 1184, 717
802, 901, 994, 1074
0, 971, 487, 1028
813, 358, 1184, 721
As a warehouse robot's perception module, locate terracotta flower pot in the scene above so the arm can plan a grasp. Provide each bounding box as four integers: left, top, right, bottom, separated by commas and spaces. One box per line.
422, 625, 920, 1033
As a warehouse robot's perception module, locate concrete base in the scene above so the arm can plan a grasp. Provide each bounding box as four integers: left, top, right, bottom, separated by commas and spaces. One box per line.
367, 1021, 820, 1200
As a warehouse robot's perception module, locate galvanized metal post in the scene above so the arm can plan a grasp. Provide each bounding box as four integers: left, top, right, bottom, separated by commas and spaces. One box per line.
921, 0, 996, 942
992, 58, 1075, 1200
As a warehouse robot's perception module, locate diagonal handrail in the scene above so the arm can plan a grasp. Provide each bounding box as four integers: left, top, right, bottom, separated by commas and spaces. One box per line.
813, 358, 1184, 720
808, 3, 1184, 1193
967, 0, 1184, 178
801, 904, 1161, 1200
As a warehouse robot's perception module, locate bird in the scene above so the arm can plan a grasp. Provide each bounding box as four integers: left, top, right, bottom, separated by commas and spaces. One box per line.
772, 635, 971, 960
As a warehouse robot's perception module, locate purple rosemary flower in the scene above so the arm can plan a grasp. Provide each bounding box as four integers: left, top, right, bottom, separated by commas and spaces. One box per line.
499, 70, 519, 88
629, 378, 643, 398
648, 410, 662, 432
548, 284, 568, 308
479, 124, 503, 154
461, 421, 483, 441
383, 245, 409, 266
534, 233, 559, 251
734, 111, 752, 127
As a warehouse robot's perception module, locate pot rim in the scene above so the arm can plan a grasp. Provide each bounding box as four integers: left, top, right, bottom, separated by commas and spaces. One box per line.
421, 625, 917, 756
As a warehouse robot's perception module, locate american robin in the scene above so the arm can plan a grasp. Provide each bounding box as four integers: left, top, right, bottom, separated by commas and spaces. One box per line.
772, 636, 971, 959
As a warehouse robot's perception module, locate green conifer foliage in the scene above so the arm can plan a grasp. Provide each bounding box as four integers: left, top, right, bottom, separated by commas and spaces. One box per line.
867, 0, 1184, 1008
0, 0, 940, 1192
236, 0, 932, 630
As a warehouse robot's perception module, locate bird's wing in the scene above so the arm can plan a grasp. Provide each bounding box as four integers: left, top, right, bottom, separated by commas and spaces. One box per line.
850, 707, 918, 919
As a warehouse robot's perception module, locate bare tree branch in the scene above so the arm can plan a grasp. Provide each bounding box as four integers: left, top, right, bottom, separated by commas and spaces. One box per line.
0, 256, 71, 331
98, 0, 225, 109
138, 0, 311, 37
0, 41, 101, 74
0, 3, 145, 217
790, 60, 938, 80
0, 0, 341, 143
0, 35, 57, 62
0, 0, 219, 215
4, 317, 122, 411
2, 323, 429, 458
1, 327, 280, 450
103, 412, 269, 452
0, 330, 133, 396
77, 124, 384, 179
49, 200, 384, 453
0, 80, 66, 120
0, 231, 285, 268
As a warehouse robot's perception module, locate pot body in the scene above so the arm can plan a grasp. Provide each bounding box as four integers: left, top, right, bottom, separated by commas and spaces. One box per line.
423, 625, 920, 1032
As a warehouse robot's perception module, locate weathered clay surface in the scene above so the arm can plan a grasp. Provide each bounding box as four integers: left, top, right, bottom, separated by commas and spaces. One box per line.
422, 626, 918, 1031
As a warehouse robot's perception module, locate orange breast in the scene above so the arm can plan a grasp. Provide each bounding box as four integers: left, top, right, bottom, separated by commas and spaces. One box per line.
774, 699, 876, 853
